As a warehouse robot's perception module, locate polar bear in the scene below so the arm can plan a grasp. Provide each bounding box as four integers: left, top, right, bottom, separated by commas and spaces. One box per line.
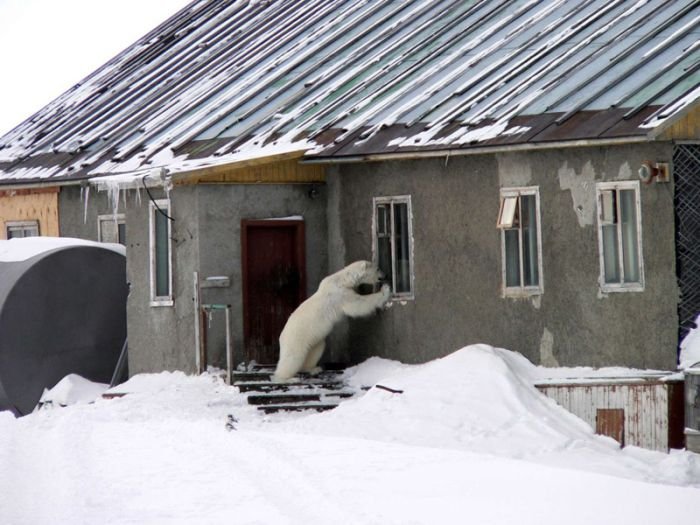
272, 260, 391, 382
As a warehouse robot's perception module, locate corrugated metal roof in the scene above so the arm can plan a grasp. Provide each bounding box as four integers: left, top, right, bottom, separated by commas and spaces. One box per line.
0, 0, 698, 183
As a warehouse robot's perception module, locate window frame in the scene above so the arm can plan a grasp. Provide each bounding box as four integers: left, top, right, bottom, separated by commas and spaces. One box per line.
372, 195, 414, 301
149, 200, 173, 307
498, 186, 544, 297
97, 213, 126, 244
6, 220, 40, 239
595, 181, 644, 293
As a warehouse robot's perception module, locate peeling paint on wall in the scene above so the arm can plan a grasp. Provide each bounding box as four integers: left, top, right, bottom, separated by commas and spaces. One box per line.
539, 327, 559, 367
616, 161, 634, 181
558, 161, 596, 227
497, 153, 532, 187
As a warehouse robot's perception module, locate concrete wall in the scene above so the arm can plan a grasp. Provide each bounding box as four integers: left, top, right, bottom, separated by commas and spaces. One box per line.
329, 143, 679, 370
59, 185, 115, 240
115, 182, 326, 374
195, 183, 327, 369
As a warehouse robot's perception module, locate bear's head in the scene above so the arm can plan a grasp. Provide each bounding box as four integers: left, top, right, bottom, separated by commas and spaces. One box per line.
337, 260, 384, 289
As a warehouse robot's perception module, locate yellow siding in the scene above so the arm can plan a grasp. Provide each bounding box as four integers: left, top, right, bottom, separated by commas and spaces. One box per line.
0, 187, 60, 239
177, 158, 325, 185
659, 104, 700, 140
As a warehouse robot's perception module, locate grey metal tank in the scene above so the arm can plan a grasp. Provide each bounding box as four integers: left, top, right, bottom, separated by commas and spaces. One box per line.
0, 241, 127, 415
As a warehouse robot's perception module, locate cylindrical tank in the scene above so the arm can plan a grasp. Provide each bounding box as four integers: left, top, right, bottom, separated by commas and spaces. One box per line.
0, 240, 127, 415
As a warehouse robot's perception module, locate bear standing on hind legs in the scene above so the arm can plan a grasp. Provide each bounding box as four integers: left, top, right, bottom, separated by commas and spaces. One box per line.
272, 260, 391, 382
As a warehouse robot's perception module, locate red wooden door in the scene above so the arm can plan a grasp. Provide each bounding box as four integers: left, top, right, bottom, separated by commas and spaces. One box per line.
241, 220, 305, 365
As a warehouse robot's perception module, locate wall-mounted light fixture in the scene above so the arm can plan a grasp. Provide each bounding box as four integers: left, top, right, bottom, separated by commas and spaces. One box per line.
638, 161, 670, 184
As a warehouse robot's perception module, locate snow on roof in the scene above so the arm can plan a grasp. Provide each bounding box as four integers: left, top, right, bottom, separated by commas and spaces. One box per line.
0, 237, 125, 262
0, 0, 698, 183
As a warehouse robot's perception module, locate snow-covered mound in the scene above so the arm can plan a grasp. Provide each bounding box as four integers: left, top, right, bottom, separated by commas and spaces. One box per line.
287, 345, 593, 455
38, 374, 108, 408
1, 344, 699, 524
281, 345, 700, 485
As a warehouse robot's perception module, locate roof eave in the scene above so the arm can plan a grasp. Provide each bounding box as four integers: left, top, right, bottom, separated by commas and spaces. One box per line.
302, 135, 654, 165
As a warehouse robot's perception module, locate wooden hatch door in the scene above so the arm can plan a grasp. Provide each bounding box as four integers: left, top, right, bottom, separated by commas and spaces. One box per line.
596, 408, 625, 447
241, 220, 306, 365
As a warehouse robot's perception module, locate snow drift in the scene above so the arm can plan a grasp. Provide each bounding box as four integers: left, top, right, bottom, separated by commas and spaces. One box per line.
1, 344, 699, 524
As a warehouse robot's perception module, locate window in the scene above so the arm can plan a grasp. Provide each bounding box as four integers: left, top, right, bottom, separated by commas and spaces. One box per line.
149, 200, 173, 305
373, 196, 413, 299
497, 187, 543, 295
596, 181, 643, 292
98, 214, 126, 245
6, 220, 39, 239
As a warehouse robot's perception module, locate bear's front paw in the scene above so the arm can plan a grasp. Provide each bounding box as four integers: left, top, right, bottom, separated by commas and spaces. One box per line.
380, 283, 391, 303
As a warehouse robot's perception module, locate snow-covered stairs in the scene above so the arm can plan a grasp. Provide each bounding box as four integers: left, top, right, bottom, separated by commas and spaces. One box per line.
233, 366, 355, 414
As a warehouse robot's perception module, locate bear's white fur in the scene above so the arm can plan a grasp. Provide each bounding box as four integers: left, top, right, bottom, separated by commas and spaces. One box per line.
272, 260, 390, 382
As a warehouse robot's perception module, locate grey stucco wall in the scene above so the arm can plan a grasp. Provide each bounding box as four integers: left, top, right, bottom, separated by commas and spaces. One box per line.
330, 143, 679, 370
59, 185, 115, 240
120, 182, 326, 374
195, 183, 327, 369
121, 186, 200, 374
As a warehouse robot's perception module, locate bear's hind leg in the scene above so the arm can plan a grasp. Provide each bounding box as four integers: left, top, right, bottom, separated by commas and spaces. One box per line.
272, 344, 308, 382
301, 340, 325, 375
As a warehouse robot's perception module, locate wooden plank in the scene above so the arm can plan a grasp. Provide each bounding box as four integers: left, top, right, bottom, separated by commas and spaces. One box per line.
596, 408, 625, 446
175, 158, 325, 185
659, 103, 700, 140
0, 188, 60, 239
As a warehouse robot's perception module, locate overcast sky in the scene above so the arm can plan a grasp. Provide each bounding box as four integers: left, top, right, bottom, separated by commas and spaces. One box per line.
0, 0, 191, 136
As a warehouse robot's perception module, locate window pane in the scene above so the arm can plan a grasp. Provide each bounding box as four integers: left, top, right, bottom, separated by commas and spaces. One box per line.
376, 204, 389, 235
498, 196, 518, 228
602, 223, 619, 283
7, 223, 38, 238
377, 236, 392, 289
600, 190, 616, 224
393, 203, 411, 293
504, 228, 520, 287
619, 189, 639, 283
376, 204, 392, 289
155, 209, 170, 297
100, 220, 119, 243
521, 194, 539, 286
118, 223, 126, 245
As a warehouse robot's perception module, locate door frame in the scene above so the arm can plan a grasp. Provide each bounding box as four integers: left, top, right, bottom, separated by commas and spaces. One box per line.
240, 219, 306, 359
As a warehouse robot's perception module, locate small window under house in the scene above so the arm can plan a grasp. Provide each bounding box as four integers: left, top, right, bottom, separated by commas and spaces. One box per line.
374, 196, 413, 299
596, 182, 643, 292
6, 220, 39, 239
497, 188, 542, 295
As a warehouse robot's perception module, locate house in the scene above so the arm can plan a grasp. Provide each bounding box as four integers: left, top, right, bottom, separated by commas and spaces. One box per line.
0, 0, 698, 392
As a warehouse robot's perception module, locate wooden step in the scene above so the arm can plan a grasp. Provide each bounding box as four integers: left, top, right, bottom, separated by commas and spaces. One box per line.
258, 403, 339, 414
233, 371, 272, 382
233, 369, 344, 383
235, 381, 346, 393
248, 393, 321, 406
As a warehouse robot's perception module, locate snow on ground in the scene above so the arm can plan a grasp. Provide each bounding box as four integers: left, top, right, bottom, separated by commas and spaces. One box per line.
38, 374, 109, 408
1, 345, 699, 524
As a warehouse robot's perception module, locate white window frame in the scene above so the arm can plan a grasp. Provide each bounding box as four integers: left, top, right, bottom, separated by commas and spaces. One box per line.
97, 213, 126, 244
372, 195, 414, 301
498, 186, 544, 297
6, 220, 40, 239
149, 200, 173, 307
595, 181, 644, 293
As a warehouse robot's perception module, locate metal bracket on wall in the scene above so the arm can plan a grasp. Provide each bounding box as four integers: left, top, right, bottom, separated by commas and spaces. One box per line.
194, 271, 234, 384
